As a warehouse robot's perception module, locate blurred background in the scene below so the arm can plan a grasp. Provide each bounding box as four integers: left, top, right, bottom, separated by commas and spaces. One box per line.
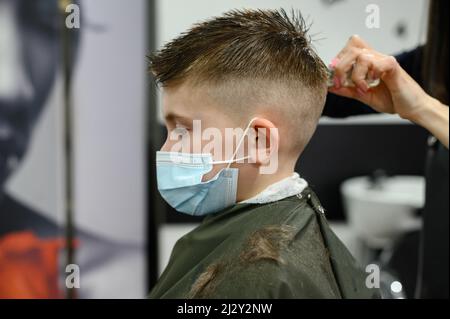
0, 0, 441, 299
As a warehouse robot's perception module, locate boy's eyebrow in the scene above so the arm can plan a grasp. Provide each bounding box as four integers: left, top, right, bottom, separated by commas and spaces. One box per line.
164, 113, 192, 124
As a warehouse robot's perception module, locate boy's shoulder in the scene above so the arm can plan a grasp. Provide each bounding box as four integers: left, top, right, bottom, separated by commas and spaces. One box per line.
190, 189, 378, 299
189, 213, 342, 298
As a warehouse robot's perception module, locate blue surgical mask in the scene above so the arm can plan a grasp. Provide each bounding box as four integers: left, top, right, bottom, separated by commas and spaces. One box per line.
156, 119, 255, 216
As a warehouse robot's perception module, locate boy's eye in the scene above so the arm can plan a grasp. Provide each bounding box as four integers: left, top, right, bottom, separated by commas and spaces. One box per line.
173, 124, 190, 134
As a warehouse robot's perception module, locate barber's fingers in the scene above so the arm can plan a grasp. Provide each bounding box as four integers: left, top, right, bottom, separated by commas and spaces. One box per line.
352, 53, 375, 92
330, 54, 401, 104
374, 56, 400, 80
334, 47, 369, 85
331, 36, 375, 88
335, 51, 399, 90
358, 54, 400, 88
335, 35, 372, 60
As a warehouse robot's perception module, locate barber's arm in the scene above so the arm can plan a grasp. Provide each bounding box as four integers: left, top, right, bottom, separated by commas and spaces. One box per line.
327, 35, 449, 149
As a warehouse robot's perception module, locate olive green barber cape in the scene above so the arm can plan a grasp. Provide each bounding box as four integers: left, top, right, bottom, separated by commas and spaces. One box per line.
149, 187, 380, 299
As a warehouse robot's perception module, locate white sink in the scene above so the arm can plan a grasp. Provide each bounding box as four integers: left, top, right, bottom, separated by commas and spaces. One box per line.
341, 175, 425, 249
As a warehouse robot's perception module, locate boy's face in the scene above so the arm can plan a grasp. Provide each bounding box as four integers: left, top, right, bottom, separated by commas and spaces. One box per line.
160, 83, 257, 182
159, 83, 288, 203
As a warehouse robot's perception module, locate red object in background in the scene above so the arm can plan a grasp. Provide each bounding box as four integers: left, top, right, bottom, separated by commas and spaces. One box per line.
0, 231, 65, 299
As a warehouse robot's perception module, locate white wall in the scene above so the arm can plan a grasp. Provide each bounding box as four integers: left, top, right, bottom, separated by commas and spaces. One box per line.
156, 0, 428, 63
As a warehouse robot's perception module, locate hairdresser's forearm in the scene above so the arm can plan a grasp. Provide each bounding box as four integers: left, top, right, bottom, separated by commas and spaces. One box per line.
407, 97, 449, 149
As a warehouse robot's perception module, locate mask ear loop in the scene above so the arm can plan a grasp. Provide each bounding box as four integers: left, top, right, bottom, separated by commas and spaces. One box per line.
210, 117, 258, 167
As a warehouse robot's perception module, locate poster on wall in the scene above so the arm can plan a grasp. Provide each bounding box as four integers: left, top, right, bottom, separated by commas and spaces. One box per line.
0, 0, 147, 299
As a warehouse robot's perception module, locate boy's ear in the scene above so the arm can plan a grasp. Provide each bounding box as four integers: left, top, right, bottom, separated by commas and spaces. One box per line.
250, 118, 279, 166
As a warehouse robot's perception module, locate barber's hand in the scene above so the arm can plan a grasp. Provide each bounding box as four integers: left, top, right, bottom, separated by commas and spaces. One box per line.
329, 35, 433, 122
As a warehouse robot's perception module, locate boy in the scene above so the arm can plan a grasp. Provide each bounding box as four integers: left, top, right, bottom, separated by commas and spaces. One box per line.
149, 8, 379, 299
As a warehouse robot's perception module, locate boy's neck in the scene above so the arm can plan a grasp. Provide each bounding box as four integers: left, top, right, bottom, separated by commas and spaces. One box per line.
236, 168, 295, 202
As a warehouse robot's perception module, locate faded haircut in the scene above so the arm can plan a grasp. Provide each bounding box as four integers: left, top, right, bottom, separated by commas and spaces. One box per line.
149, 8, 328, 154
